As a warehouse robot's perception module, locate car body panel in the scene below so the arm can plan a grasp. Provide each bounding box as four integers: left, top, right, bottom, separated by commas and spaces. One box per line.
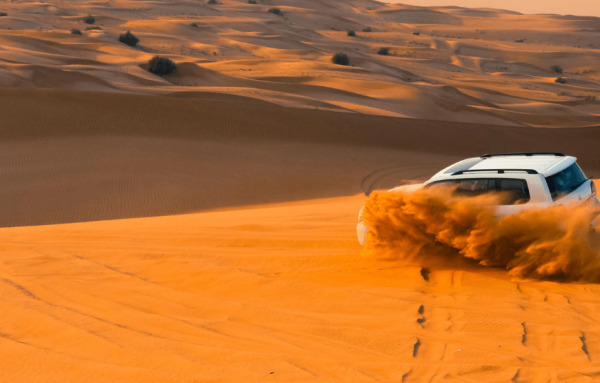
357, 220, 368, 246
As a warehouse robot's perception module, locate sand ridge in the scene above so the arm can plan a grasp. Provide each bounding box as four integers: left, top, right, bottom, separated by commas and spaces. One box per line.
0, 0, 599, 126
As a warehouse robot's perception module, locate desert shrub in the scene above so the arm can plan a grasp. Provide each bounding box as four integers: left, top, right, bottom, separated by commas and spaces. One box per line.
362, 26, 371, 32
268, 8, 282, 16
413, 32, 420, 36
119, 30, 139, 47
248, 0, 257, 3
331, 52, 349, 66
85, 26, 101, 30
84, 15, 95, 24
190, 22, 199, 28
377, 47, 389, 55
515, 39, 525, 43
551, 65, 563, 74
148, 56, 176, 76
71, 28, 82, 35
0, 12, 7, 17
347, 30, 356, 37
555, 77, 566, 84
208, 0, 218, 3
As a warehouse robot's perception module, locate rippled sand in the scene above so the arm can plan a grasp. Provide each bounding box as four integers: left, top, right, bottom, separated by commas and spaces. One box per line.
2, 1, 600, 381
0, 0, 599, 126
2, 196, 600, 382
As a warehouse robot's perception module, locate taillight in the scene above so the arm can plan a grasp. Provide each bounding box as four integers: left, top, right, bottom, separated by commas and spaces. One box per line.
591, 180, 597, 197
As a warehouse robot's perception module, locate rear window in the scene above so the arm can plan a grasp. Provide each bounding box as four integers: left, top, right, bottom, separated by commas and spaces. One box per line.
427, 178, 530, 205
545, 163, 587, 200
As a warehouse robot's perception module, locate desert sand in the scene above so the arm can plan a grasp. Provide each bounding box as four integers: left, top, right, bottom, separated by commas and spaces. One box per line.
0, 0, 599, 126
1, 88, 600, 227
2, 0, 600, 381
3, 196, 600, 382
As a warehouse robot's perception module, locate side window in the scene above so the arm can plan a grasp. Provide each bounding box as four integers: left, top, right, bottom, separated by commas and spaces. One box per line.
497, 179, 530, 205
454, 179, 494, 197
545, 163, 587, 200
427, 178, 529, 205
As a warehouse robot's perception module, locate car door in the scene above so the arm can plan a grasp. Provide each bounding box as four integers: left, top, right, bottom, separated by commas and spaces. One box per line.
552, 180, 592, 207
495, 178, 534, 217
545, 163, 592, 207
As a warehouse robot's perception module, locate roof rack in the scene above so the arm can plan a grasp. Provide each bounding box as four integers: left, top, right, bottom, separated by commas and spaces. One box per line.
481, 152, 565, 158
452, 169, 539, 176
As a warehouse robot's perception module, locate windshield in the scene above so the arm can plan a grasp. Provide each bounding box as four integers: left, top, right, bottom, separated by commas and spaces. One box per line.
427, 178, 530, 205
545, 163, 587, 200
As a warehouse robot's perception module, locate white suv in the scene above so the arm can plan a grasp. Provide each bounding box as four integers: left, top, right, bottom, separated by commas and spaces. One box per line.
357, 153, 599, 245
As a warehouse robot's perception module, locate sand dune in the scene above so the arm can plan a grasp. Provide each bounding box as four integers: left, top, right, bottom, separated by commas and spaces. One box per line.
2, 1, 600, 381
2, 195, 600, 382
0, 0, 599, 126
2, 88, 600, 227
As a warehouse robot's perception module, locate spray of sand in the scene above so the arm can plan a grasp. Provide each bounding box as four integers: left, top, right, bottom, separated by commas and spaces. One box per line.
363, 187, 600, 282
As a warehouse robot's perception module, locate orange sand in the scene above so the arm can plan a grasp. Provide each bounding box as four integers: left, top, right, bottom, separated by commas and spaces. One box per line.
2, 0, 600, 381
2, 195, 599, 382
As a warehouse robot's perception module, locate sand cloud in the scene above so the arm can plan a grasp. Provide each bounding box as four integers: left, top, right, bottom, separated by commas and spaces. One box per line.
363, 187, 600, 282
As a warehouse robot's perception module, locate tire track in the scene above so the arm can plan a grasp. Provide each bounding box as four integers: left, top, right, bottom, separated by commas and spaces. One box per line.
360, 166, 409, 196
412, 338, 421, 357
417, 305, 426, 328
2, 278, 39, 300
511, 368, 521, 382
401, 369, 412, 382
580, 332, 591, 362
420, 267, 430, 282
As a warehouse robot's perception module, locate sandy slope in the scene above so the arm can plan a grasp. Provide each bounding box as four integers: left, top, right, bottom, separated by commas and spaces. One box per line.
0, 0, 599, 126
2, 195, 600, 382
1, 90, 600, 381
2, 88, 600, 227
2, 1, 600, 381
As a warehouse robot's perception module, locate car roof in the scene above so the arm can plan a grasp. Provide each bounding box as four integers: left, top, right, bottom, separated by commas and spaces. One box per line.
429, 154, 576, 182
472, 155, 575, 175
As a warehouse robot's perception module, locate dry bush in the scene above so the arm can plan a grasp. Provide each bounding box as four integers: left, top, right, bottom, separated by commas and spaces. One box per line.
148, 56, 177, 76
332, 52, 350, 66
119, 30, 139, 47
377, 47, 390, 55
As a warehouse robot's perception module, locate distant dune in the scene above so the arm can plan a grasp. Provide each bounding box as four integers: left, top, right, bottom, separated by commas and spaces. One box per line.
1, 88, 600, 227
0, 0, 598, 126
